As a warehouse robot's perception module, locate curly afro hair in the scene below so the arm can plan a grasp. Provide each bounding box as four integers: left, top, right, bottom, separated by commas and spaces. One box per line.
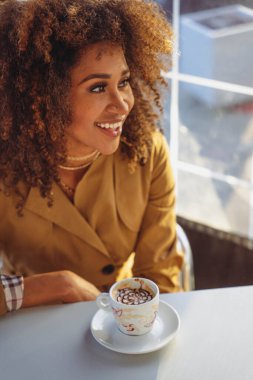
0, 0, 173, 211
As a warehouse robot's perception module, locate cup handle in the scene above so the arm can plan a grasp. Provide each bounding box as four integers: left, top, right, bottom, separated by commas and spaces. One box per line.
96, 292, 110, 310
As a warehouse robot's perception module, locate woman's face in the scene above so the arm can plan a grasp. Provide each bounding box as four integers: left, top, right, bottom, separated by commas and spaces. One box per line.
66, 41, 134, 156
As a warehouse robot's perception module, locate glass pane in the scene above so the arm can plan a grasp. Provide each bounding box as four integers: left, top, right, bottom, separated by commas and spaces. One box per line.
176, 171, 251, 238
179, 2, 253, 87
178, 86, 253, 181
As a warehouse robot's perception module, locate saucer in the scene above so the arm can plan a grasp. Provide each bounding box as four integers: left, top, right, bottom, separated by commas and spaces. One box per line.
90, 300, 180, 354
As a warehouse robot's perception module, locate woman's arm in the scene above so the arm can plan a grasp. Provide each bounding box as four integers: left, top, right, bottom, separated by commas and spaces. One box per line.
22, 271, 100, 308
0, 270, 100, 316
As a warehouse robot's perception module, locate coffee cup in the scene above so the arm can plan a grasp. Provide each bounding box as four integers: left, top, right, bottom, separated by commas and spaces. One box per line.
96, 277, 159, 336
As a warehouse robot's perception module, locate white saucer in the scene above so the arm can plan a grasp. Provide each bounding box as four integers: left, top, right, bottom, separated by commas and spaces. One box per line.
90, 300, 180, 354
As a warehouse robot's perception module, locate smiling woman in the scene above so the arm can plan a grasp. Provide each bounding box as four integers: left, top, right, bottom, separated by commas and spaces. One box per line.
59, 42, 135, 193
0, 0, 183, 316
66, 42, 134, 157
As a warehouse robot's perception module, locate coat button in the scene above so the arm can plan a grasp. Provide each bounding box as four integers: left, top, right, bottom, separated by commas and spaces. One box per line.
101, 264, 115, 275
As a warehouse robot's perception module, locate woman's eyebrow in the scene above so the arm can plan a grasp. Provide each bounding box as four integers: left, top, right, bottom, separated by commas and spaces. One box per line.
78, 73, 110, 85
78, 69, 130, 85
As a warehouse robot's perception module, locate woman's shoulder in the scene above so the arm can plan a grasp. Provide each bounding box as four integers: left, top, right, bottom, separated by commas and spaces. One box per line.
149, 130, 170, 169
151, 129, 169, 153
116, 130, 169, 170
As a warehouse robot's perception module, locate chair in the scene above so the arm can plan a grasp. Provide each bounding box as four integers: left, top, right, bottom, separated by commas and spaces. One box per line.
177, 223, 195, 291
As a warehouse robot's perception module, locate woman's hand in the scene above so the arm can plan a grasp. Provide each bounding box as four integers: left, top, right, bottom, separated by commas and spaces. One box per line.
22, 270, 100, 308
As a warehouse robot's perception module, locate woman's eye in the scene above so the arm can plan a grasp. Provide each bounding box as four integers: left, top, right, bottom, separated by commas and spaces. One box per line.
90, 84, 106, 93
118, 78, 130, 88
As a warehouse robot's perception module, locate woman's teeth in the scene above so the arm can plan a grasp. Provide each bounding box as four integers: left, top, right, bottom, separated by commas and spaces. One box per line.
96, 122, 122, 130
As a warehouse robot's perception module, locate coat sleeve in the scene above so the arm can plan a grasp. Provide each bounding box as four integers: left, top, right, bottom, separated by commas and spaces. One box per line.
0, 283, 8, 315
132, 132, 184, 293
0, 184, 7, 315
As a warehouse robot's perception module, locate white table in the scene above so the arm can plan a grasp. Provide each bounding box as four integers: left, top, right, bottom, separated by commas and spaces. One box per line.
1, 286, 253, 380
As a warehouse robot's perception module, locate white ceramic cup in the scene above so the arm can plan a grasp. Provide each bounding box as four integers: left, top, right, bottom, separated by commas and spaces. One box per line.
96, 277, 159, 336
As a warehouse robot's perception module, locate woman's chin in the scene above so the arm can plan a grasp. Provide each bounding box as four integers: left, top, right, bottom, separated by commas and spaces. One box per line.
98, 141, 120, 156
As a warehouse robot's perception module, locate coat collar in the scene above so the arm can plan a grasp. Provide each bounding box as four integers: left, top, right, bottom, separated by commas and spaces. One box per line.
24, 177, 110, 257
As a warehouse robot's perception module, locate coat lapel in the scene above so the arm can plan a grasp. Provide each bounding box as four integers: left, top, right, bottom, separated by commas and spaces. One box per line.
114, 149, 149, 231
24, 181, 110, 257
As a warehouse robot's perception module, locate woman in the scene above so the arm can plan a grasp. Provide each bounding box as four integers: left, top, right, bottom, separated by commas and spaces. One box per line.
0, 0, 183, 315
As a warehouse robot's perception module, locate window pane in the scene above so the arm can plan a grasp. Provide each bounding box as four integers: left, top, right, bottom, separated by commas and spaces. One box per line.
178, 86, 253, 182
179, 3, 253, 89
176, 171, 251, 237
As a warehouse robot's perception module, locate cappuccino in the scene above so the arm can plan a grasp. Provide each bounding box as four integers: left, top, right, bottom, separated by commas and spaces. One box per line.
116, 287, 153, 305
96, 277, 159, 335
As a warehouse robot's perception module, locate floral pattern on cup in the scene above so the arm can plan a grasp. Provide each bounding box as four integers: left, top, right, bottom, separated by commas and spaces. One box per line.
113, 304, 159, 335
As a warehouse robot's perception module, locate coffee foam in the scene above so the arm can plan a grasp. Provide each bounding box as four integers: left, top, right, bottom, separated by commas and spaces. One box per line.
116, 287, 153, 305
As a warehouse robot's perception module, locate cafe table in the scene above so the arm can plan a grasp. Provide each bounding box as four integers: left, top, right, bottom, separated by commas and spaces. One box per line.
1, 285, 253, 380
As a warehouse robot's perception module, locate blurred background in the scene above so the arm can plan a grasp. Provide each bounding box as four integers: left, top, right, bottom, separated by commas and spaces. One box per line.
156, 0, 253, 289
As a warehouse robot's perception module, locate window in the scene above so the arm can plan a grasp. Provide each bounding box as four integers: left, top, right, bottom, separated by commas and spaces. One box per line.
159, 0, 253, 240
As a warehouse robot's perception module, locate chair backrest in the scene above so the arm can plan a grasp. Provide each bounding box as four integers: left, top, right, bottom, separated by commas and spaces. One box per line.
177, 224, 195, 291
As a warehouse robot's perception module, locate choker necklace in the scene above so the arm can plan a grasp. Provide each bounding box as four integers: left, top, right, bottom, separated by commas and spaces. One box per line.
67, 150, 99, 162
59, 151, 100, 171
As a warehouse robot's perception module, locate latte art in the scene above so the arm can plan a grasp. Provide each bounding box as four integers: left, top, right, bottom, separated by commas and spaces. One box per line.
116, 287, 153, 305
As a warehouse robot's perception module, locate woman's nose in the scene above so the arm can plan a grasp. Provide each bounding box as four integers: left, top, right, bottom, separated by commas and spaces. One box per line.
107, 91, 130, 114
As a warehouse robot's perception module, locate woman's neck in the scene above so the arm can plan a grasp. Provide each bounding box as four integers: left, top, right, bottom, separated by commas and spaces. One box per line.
58, 150, 101, 200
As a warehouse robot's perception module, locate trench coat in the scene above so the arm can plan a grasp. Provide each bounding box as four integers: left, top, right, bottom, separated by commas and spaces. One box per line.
0, 131, 183, 315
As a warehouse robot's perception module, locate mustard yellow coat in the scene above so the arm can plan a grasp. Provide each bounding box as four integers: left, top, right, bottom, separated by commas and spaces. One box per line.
0, 132, 183, 315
